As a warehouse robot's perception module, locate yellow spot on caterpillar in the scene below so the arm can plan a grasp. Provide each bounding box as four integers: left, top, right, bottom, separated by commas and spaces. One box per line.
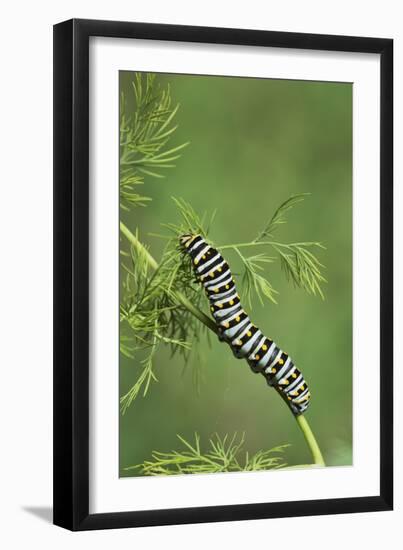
202, 255, 206, 260
279, 359, 284, 365
225, 284, 229, 289
292, 373, 297, 378
210, 306, 214, 312
210, 272, 215, 278
255, 355, 260, 360
235, 340, 242, 346
218, 267, 222, 272
194, 259, 199, 265
287, 396, 292, 400
214, 288, 219, 293
262, 345, 267, 351
247, 331, 252, 337
300, 385, 305, 391
218, 303, 223, 308
284, 379, 289, 385
229, 300, 234, 306
291, 391, 298, 396
223, 322, 229, 328
235, 316, 240, 322
272, 368, 276, 374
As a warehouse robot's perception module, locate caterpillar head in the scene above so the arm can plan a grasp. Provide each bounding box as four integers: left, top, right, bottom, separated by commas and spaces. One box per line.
179, 234, 197, 249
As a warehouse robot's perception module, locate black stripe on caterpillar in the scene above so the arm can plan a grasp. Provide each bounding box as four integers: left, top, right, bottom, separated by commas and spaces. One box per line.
179, 233, 311, 416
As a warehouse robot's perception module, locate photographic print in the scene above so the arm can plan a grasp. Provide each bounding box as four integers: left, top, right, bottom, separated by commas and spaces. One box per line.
53, 20, 392, 529
119, 71, 353, 477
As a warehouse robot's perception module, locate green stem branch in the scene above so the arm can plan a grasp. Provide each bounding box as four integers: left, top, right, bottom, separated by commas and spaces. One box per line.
296, 415, 325, 466
220, 241, 322, 250
174, 293, 218, 334
120, 221, 325, 466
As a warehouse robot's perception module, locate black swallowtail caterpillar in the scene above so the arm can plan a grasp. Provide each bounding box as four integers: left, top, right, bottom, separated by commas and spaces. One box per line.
180, 234, 311, 416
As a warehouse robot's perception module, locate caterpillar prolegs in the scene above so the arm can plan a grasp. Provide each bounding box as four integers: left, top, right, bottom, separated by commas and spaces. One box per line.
180, 234, 311, 416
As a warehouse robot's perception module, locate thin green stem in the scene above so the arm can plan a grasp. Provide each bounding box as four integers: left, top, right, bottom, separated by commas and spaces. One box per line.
120, 221, 159, 270
120, 221, 325, 467
174, 291, 218, 334
296, 415, 325, 466
220, 241, 274, 250
220, 241, 323, 250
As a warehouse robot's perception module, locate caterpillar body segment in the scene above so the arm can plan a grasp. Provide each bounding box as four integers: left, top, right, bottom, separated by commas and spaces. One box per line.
179, 234, 311, 415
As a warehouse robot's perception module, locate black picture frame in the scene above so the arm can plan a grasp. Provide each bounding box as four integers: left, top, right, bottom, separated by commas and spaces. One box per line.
53, 18, 393, 531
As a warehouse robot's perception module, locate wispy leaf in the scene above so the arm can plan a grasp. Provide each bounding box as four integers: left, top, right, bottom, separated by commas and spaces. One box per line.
119, 73, 188, 209
274, 242, 327, 298
120, 341, 159, 414
255, 193, 310, 241
126, 433, 290, 475
235, 249, 278, 308
161, 197, 212, 239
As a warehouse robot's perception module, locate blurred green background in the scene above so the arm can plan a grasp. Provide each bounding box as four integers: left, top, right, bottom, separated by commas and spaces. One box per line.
119, 71, 352, 475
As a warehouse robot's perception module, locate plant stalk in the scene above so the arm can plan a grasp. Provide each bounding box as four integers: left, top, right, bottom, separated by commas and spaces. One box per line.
120, 221, 325, 466
220, 241, 323, 250
296, 415, 325, 466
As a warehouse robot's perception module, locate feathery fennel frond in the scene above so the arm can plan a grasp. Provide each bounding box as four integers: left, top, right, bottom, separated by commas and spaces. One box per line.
223, 238, 326, 303
126, 433, 289, 475
119, 177, 151, 210
119, 227, 208, 413
273, 242, 327, 298
120, 73, 189, 209
255, 193, 310, 241
244, 445, 291, 471
219, 194, 326, 302
234, 248, 278, 307
120, 341, 158, 414
162, 196, 215, 239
